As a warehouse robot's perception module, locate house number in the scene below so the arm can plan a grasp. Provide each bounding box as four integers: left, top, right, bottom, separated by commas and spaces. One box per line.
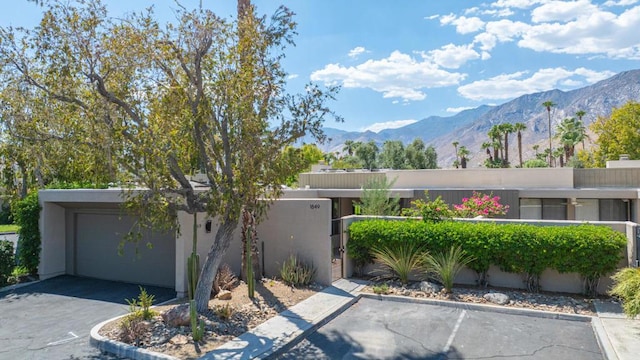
310, 204, 321, 209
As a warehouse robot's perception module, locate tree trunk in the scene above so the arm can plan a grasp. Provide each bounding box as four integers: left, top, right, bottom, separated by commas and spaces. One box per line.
517, 133, 523, 168
194, 218, 239, 313
240, 208, 261, 282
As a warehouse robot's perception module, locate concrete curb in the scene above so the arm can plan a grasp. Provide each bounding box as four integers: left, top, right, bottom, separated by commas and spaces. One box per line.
592, 317, 620, 360
0, 279, 42, 293
359, 293, 594, 322
89, 299, 181, 360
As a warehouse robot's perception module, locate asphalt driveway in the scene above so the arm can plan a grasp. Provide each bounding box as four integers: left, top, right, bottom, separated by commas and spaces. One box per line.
277, 297, 604, 360
0, 275, 175, 360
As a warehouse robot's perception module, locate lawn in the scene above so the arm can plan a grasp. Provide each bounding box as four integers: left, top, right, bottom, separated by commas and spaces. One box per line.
0, 224, 19, 233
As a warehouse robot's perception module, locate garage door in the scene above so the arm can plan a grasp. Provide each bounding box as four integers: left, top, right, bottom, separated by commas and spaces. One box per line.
74, 212, 175, 288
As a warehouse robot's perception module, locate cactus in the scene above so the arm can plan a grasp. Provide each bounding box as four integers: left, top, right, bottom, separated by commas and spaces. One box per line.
188, 212, 200, 300
246, 224, 255, 299
189, 299, 205, 342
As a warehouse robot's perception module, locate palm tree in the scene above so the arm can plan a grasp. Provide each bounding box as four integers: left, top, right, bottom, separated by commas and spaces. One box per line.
575, 110, 588, 150
514, 122, 526, 168
343, 140, 355, 157
481, 141, 493, 162
452, 141, 459, 168
499, 123, 514, 167
487, 125, 503, 163
458, 146, 470, 169
542, 101, 555, 167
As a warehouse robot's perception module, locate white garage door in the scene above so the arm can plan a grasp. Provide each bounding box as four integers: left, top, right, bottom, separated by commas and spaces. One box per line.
74, 212, 175, 288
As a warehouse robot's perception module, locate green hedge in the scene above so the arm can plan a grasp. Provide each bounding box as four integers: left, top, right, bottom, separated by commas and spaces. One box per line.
347, 219, 626, 283
0, 240, 14, 287
12, 192, 41, 275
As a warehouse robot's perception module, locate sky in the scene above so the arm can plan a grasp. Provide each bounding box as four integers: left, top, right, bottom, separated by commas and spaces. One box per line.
1, 0, 639, 133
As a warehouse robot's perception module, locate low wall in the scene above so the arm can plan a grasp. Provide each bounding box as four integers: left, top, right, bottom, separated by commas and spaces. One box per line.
342, 216, 638, 295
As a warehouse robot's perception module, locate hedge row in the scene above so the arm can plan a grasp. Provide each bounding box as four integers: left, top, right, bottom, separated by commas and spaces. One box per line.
347, 219, 627, 281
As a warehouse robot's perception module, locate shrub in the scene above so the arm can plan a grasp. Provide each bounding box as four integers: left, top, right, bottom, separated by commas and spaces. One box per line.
119, 313, 146, 346
370, 241, 427, 285
371, 283, 390, 294
125, 286, 156, 320
12, 192, 41, 275
280, 254, 316, 286
401, 191, 455, 222
0, 203, 13, 225
214, 263, 237, 293
348, 219, 626, 294
0, 240, 14, 287
453, 191, 509, 218
424, 246, 474, 293
610, 268, 640, 318
213, 304, 235, 320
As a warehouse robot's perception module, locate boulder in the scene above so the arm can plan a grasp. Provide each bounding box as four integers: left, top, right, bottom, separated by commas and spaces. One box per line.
217, 290, 232, 300
483, 292, 510, 305
161, 304, 191, 327
419, 281, 443, 294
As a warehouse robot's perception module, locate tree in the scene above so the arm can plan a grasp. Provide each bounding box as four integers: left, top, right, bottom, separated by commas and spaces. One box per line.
591, 101, 640, 167
355, 141, 379, 170
342, 140, 356, 157
354, 177, 399, 216
514, 122, 526, 168
575, 110, 588, 150
458, 146, 470, 169
498, 123, 514, 167
405, 138, 437, 169
281, 144, 324, 186
556, 117, 586, 162
542, 101, 556, 167
424, 145, 438, 169
379, 140, 405, 169
1, 0, 340, 312
452, 141, 459, 168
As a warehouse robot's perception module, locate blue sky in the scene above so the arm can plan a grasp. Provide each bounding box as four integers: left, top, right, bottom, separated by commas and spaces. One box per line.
2, 0, 639, 133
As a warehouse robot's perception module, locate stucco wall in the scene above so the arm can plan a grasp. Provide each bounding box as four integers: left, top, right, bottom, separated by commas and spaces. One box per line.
176, 198, 332, 297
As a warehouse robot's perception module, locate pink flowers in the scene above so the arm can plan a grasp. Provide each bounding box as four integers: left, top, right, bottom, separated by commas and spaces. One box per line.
454, 191, 509, 218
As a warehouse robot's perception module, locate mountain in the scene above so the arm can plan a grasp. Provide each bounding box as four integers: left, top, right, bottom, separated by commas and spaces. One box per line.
316, 69, 640, 167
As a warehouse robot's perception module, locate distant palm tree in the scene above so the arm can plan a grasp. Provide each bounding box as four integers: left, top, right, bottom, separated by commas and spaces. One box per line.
487, 125, 503, 163
452, 141, 459, 168
514, 122, 527, 167
575, 110, 588, 150
458, 146, 470, 169
542, 101, 556, 167
343, 140, 355, 156
533, 144, 540, 158
499, 123, 514, 167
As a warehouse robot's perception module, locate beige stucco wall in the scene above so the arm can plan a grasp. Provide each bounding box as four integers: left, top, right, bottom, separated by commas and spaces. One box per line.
39, 202, 66, 280
176, 198, 332, 297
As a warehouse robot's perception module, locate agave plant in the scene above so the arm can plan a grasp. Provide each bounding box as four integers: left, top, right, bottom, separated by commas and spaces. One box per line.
370, 241, 428, 285
424, 245, 474, 293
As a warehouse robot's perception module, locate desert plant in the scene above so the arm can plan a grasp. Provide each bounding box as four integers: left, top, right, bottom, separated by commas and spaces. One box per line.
370, 241, 428, 285
119, 313, 147, 346
0, 240, 14, 286
125, 286, 156, 320
424, 245, 474, 293
280, 254, 316, 286
610, 267, 640, 318
214, 263, 237, 293
187, 213, 199, 300
371, 283, 390, 295
190, 299, 205, 342
214, 304, 235, 321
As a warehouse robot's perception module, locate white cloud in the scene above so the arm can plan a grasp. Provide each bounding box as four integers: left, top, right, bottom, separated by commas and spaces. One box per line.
491, 0, 546, 9
424, 14, 439, 20
530, 0, 600, 23
457, 67, 615, 101
361, 119, 418, 133
348, 46, 368, 59
310, 51, 466, 101
604, 0, 639, 6
446, 106, 475, 113
287, 74, 299, 80
518, 5, 640, 58
440, 14, 485, 34
428, 44, 481, 68
473, 19, 531, 51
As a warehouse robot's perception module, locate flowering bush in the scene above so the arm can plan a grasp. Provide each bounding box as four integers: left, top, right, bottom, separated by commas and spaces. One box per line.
453, 191, 509, 218
401, 191, 455, 222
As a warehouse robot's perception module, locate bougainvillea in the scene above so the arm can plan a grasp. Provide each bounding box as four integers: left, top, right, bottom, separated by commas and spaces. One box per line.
453, 191, 509, 218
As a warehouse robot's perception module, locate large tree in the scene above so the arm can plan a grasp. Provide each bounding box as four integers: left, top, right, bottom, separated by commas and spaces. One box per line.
591, 101, 640, 166
514, 122, 527, 168
542, 101, 556, 167
379, 140, 406, 169
0, 0, 339, 312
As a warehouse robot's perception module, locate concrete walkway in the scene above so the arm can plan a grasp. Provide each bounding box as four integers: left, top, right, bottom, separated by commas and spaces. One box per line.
594, 299, 640, 360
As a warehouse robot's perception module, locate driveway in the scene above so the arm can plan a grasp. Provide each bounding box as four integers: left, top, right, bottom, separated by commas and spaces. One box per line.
277, 297, 603, 360
0, 275, 175, 360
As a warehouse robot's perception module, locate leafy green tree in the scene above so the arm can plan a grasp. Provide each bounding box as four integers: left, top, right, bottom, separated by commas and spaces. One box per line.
591, 102, 640, 167
424, 145, 438, 169
354, 177, 400, 216
542, 101, 556, 167
1, 0, 339, 312
355, 141, 379, 170
379, 140, 406, 169
281, 144, 325, 186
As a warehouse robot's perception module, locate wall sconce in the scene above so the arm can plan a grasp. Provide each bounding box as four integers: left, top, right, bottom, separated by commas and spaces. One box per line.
205, 220, 212, 233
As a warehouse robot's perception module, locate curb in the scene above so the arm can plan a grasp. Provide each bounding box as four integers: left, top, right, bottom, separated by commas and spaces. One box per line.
0, 279, 42, 293
89, 300, 182, 360
592, 317, 620, 360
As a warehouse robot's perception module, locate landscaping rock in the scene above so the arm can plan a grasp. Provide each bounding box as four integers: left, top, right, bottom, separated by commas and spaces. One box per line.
217, 290, 232, 300
169, 334, 189, 345
161, 304, 191, 327
419, 281, 443, 294
484, 292, 510, 305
